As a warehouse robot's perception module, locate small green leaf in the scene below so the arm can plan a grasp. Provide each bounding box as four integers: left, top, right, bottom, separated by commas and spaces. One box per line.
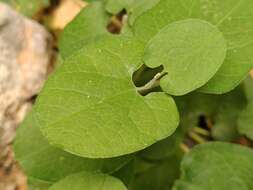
59, 1, 109, 59
211, 86, 247, 141
48, 171, 127, 190
35, 35, 179, 158
134, 158, 156, 175
243, 76, 253, 103
237, 76, 253, 140
175, 92, 220, 117
138, 126, 184, 161
28, 177, 53, 190
173, 142, 253, 190
175, 92, 220, 132
113, 160, 135, 187
143, 19, 227, 95
131, 152, 182, 190
238, 103, 253, 140
176, 86, 246, 141
14, 111, 132, 182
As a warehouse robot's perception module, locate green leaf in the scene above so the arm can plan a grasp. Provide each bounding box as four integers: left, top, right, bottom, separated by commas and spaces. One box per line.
134, 158, 156, 175
131, 152, 182, 190
175, 92, 220, 131
175, 92, 220, 117
28, 177, 53, 190
143, 19, 227, 95
14, 111, 132, 182
243, 76, 253, 103
238, 103, 253, 140
1, 0, 49, 17
138, 126, 184, 161
211, 86, 247, 141
113, 159, 135, 187
34, 35, 179, 158
84, 0, 99, 2
105, 0, 160, 25
237, 76, 253, 140
173, 142, 253, 190
48, 171, 127, 190
59, 1, 110, 59
133, 0, 253, 94
176, 86, 246, 141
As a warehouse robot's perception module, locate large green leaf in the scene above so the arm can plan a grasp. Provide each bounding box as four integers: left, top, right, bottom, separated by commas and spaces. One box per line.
14, 111, 131, 183
173, 142, 253, 190
133, 0, 253, 94
34, 35, 179, 158
49, 171, 127, 190
143, 19, 226, 95
59, 1, 110, 59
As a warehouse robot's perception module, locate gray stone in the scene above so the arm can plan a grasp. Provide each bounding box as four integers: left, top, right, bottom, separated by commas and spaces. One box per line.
0, 3, 54, 189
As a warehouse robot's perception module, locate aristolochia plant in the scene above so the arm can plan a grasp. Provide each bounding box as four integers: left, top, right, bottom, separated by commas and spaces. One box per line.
14, 0, 253, 190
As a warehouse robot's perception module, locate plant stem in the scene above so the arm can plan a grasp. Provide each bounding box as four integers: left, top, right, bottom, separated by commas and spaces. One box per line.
188, 131, 206, 144
110, 16, 122, 29
180, 143, 190, 153
193, 126, 210, 136
137, 72, 167, 95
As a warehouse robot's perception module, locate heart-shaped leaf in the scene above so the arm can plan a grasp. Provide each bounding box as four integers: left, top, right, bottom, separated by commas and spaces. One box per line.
143, 19, 227, 95
48, 171, 127, 190
34, 35, 179, 158
133, 0, 253, 94
173, 142, 253, 190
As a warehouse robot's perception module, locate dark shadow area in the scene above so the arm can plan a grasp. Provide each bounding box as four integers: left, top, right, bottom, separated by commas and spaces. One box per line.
132, 64, 164, 87
132, 64, 165, 96
107, 9, 127, 34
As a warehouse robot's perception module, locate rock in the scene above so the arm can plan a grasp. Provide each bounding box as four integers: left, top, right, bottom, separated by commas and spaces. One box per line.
0, 3, 54, 189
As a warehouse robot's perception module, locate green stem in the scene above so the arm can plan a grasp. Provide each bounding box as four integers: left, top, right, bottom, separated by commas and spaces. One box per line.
180, 143, 190, 153
137, 72, 167, 95
189, 131, 206, 144
193, 126, 210, 136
